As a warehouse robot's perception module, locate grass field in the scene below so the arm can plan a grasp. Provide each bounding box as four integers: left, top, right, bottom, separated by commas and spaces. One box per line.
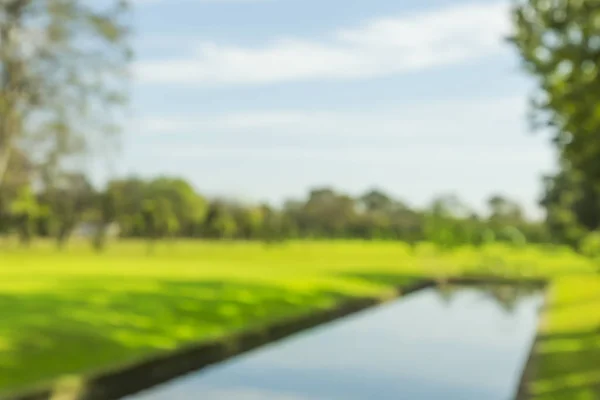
0, 239, 599, 398
523, 276, 600, 399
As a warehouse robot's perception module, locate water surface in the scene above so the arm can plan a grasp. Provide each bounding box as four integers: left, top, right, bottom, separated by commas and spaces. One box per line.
127, 286, 542, 400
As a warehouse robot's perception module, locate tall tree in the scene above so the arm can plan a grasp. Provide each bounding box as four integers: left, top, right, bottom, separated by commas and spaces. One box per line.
145, 177, 208, 236
360, 189, 394, 213
425, 194, 472, 249
106, 177, 147, 236
233, 205, 264, 240
0, 0, 131, 187
204, 200, 237, 239
92, 189, 118, 252
10, 185, 41, 246
0, 148, 32, 235
487, 195, 524, 224
510, 0, 600, 185
302, 188, 357, 237
45, 172, 95, 248
540, 164, 600, 245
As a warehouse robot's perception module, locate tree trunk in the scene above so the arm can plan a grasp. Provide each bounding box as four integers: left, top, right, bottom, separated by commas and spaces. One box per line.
56, 224, 73, 251
92, 224, 108, 253
0, 2, 29, 189
0, 146, 12, 188
146, 236, 155, 256
17, 214, 32, 247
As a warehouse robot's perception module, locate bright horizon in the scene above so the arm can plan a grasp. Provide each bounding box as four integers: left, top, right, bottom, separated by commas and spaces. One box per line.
92, 0, 556, 218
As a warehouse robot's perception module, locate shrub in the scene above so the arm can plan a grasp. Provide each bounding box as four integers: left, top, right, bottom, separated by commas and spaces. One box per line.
580, 231, 600, 259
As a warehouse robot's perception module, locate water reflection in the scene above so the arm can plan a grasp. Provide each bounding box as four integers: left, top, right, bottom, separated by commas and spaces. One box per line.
436, 284, 543, 313
126, 287, 543, 400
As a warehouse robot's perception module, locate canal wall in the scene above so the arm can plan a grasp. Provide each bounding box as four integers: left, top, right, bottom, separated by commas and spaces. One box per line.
3, 277, 546, 400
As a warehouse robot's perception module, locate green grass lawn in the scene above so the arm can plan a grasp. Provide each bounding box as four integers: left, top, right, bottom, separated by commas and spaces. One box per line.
522, 276, 600, 400
0, 239, 599, 398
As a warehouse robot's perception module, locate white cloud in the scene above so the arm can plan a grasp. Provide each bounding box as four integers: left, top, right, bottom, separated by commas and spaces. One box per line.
132, 95, 527, 142
128, 94, 552, 170
133, 0, 272, 5
139, 146, 550, 167
134, 2, 512, 86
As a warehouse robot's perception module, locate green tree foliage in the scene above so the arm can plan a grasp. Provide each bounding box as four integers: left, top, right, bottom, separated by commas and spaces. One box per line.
580, 231, 600, 259
488, 195, 524, 224
45, 173, 95, 249
510, 0, 600, 184
424, 194, 472, 250
260, 205, 285, 244
154, 197, 180, 239
501, 226, 528, 248
138, 197, 180, 253
0, 149, 31, 238
540, 164, 600, 246
0, 197, 9, 238
510, 0, 600, 251
204, 200, 238, 239
0, 0, 131, 188
92, 190, 118, 252
10, 186, 40, 246
140, 199, 157, 251
232, 205, 265, 240
301, 188, 357, 238
360, 189, 395, 214
107, 177, 207, 238
145, 178, 207, 236
0, 173, 552, 248
355, 189, 421, 241
106, 178, 147, 236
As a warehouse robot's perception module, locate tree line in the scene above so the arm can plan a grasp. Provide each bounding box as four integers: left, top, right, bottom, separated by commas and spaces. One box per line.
0, 169, 551, 250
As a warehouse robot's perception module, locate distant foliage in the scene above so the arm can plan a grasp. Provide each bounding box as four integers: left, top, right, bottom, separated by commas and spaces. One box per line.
580, 232, 600, 259
500, 227, 527, 248
0, 176, 554, 250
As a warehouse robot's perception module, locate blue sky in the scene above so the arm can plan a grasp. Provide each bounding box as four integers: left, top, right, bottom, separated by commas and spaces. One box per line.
101, 0, 556, 216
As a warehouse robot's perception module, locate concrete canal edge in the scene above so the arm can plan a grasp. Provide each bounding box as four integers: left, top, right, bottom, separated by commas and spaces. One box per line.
1, 280, 434, 400
2, 277, 548, 400
512, 281, 552, 400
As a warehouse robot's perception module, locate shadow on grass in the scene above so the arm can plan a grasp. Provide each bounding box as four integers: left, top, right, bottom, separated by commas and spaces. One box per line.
0, 279, 348, 395
543, 295, 600, 311
333, 271, 423, 288
523, 321, 600, 399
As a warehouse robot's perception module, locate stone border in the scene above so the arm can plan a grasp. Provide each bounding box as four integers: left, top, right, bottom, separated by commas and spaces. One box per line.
512, 283, 552, 400
1, 277, 547, 400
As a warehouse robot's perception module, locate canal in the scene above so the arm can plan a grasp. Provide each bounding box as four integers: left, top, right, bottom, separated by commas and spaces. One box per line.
126, 285, 543, 400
